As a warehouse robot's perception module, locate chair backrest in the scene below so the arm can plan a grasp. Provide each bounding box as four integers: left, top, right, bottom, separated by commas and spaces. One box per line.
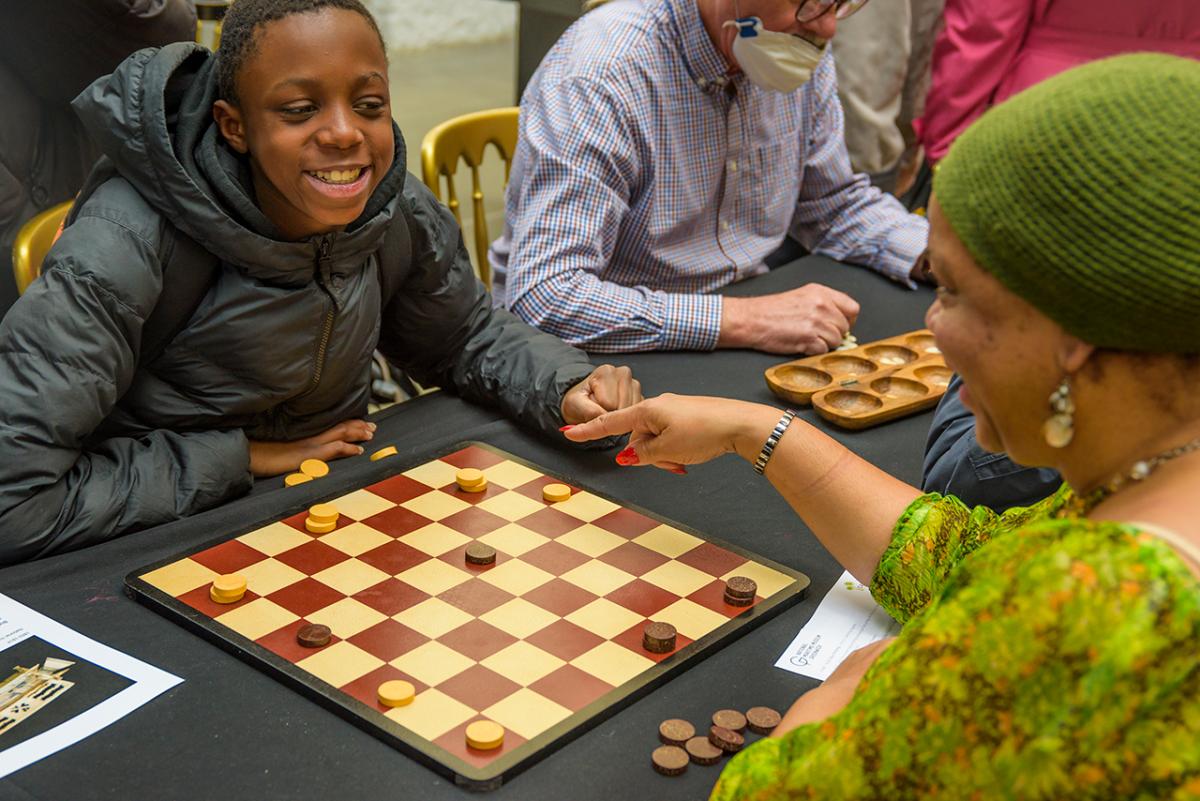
419, 107, 519, 289
12, 200, 73, 295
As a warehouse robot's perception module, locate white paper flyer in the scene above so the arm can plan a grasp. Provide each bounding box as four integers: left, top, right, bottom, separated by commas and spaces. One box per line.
775, 570, 901, 681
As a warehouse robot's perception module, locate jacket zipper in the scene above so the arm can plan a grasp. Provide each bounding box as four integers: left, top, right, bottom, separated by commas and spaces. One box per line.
309, 236, 337, 391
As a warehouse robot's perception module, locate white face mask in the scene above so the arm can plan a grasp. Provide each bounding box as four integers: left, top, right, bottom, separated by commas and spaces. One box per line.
723, 16, 827, 93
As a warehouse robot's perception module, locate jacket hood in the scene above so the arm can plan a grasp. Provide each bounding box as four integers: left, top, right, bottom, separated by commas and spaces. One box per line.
72, 42, 408, 286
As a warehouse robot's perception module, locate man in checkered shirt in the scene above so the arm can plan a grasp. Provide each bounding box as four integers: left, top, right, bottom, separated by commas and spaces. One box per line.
489, 0, 929, 354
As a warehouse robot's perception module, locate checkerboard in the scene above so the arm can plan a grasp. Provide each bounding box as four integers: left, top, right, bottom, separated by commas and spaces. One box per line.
126, 444, 808, 789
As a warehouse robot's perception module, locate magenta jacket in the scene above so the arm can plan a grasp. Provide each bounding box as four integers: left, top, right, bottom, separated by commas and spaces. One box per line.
915, 0, 1200, 163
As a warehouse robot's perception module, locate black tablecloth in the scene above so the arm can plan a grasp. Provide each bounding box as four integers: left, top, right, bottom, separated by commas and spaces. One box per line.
0, 257, 935, 800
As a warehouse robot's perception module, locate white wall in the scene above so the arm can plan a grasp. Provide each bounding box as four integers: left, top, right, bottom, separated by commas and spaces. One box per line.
363, 0, 517, 52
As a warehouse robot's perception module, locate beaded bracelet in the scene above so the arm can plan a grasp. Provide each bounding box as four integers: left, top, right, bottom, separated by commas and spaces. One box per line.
753, 409, 797, 475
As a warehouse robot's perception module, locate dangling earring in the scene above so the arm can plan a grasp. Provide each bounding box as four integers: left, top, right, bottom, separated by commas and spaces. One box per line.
1042, 377, 1075, 448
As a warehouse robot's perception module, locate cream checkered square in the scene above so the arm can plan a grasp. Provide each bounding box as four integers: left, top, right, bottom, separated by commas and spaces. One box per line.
632, 525, 704, 558
239, 557, 306, 596
141, 559, 217, 596
318, 522, 393, 557
639, 560, 714, 597
395, 559, 472, 595
476, 491, 545, 522
480, 641, 565, 686
392, 597, 473, 639
721, 562, 794, 598
311, 558, 392, 596
306, 597, 388, 638
402, 459, 461, 489
482, 688, 572, 740
555, 524, 626, 558
214, 598, 298, 641
482, 460, 543, 489
564, 598, 643, 640
477, 559, 554, 596
296, 640, 384, 688
399, 523, 471, 557
330, 489, 396, 521
237, 522, 312, 557
570, 641, 655, 687
390, 641, 474, 686
553, 492, 620, 523
649, 598, 729, 640
479, 598, 559, 639
384, 688, 476, 740
560, 560, 636, 597
478, 523, 551, 557
401, 490, 471, 521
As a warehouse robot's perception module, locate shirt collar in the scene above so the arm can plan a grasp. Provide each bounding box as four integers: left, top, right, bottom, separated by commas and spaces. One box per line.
665, 0, 734, 92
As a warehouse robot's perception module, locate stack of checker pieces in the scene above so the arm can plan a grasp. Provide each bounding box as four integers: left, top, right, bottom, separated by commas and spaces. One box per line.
127, 443, 808, 789
764, 329, 953, 430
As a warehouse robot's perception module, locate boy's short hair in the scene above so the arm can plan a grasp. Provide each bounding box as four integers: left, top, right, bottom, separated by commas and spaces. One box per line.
216, 0, 388, 103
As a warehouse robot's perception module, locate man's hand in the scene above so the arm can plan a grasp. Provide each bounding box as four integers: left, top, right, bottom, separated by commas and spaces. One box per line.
561, 364, 643, 424
717, 283, 860, 354
248, 419, 375, 477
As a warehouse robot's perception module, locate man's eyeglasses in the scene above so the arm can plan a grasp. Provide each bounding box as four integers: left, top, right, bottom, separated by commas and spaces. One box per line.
795, 0, 870, 24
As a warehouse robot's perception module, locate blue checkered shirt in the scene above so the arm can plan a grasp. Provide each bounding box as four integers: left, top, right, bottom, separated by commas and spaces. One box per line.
489, 0, 929, 353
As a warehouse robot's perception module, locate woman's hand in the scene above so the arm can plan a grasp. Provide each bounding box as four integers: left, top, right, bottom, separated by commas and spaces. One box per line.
562, 394, 781, 472
773, 637, 896, 737
248, 419, 375, 477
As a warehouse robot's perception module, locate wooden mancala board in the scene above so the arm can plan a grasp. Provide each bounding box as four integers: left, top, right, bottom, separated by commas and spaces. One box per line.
764, 329, 952, 430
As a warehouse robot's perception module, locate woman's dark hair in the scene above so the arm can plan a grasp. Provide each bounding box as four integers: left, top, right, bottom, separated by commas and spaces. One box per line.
216, 0, 387, 103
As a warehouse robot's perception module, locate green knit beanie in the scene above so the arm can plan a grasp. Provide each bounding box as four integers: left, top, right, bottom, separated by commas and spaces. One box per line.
933, 53, 1200, 353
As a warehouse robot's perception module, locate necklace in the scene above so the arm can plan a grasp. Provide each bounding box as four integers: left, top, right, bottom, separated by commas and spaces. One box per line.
1064, 435, 1200, 516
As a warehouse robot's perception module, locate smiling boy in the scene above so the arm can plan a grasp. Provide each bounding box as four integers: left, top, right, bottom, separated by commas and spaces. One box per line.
0, 0, 641, 564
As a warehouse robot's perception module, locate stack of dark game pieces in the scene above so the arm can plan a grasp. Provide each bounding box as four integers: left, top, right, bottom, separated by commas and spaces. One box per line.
650, 706, 781, 777
723, 576, 757, 607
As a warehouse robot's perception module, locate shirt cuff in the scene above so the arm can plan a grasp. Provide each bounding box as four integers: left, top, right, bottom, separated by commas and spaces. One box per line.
655, 292, 723, 351
876, 215, 930, 289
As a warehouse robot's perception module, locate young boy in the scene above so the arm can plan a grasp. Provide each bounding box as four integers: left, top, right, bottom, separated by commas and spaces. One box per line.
0, 0, 641, 565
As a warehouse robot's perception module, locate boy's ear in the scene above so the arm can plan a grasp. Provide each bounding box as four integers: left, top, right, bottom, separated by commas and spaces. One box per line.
213, 100, 249, 154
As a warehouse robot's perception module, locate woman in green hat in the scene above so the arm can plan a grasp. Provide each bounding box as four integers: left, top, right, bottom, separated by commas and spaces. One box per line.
565, 53, 1200, 797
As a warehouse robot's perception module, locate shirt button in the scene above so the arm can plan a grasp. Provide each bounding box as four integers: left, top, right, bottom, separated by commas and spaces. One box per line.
727, 160, 738, 173
721, 220, 730, 232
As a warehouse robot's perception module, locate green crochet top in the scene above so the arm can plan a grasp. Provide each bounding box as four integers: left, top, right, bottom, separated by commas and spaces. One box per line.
710, 486, 1200, 800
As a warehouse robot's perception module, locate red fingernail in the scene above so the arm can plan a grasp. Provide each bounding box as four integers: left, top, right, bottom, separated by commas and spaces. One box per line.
559, 425, 575, 432
615, 446, 639, 466
670, 467, 687, 475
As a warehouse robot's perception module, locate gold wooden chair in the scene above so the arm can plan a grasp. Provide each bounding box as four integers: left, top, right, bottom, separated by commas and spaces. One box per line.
12, 200, 72, 295
419, 107, 519, 288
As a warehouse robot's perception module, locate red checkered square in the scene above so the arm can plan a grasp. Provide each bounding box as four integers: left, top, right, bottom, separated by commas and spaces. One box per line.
437, 543, 513, 574
267, 577, 349, 618
439, 580, 515, 617
517, 507, 584, 539
687, 579, 763, 616
611, 621, 693, 663
366, 474, 432, 504
347, 619, 430, 662
274, 539, 352, 574
523, 619, 605, 662
591, 508, 660, 538
597, 541, 670, 576
438, 619, 519, 662
521, 578, 597, 617
438, 481, 505, 505
677, 543, 750, 578
361, 506, 434, 538
340, 664, 429, 710
434, 720, 528, 769
352, 578, 430, 616
604, 579, 680, 618
357, 540, 430, 575
436, 664, 521, 709
440, 446, 508, 470
189, 539, 269, 575
440, 506, 508, 538
520, 541, 591, 575
528, 665, 614, 711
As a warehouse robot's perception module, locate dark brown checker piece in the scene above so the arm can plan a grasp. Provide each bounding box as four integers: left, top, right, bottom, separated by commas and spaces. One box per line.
642, 621, 677, 654
658, 718, 695, 747
651, 745, 689, 777
464, 542, 497, 566
708, 725, 744, 753
296, 623, 332, 648
126, 442, 811, 791
745, 706, 782, 735
684, 735, 723, 766
712, 708, 747, 733
723, 590, 754, 607
725, 576, 758, 598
